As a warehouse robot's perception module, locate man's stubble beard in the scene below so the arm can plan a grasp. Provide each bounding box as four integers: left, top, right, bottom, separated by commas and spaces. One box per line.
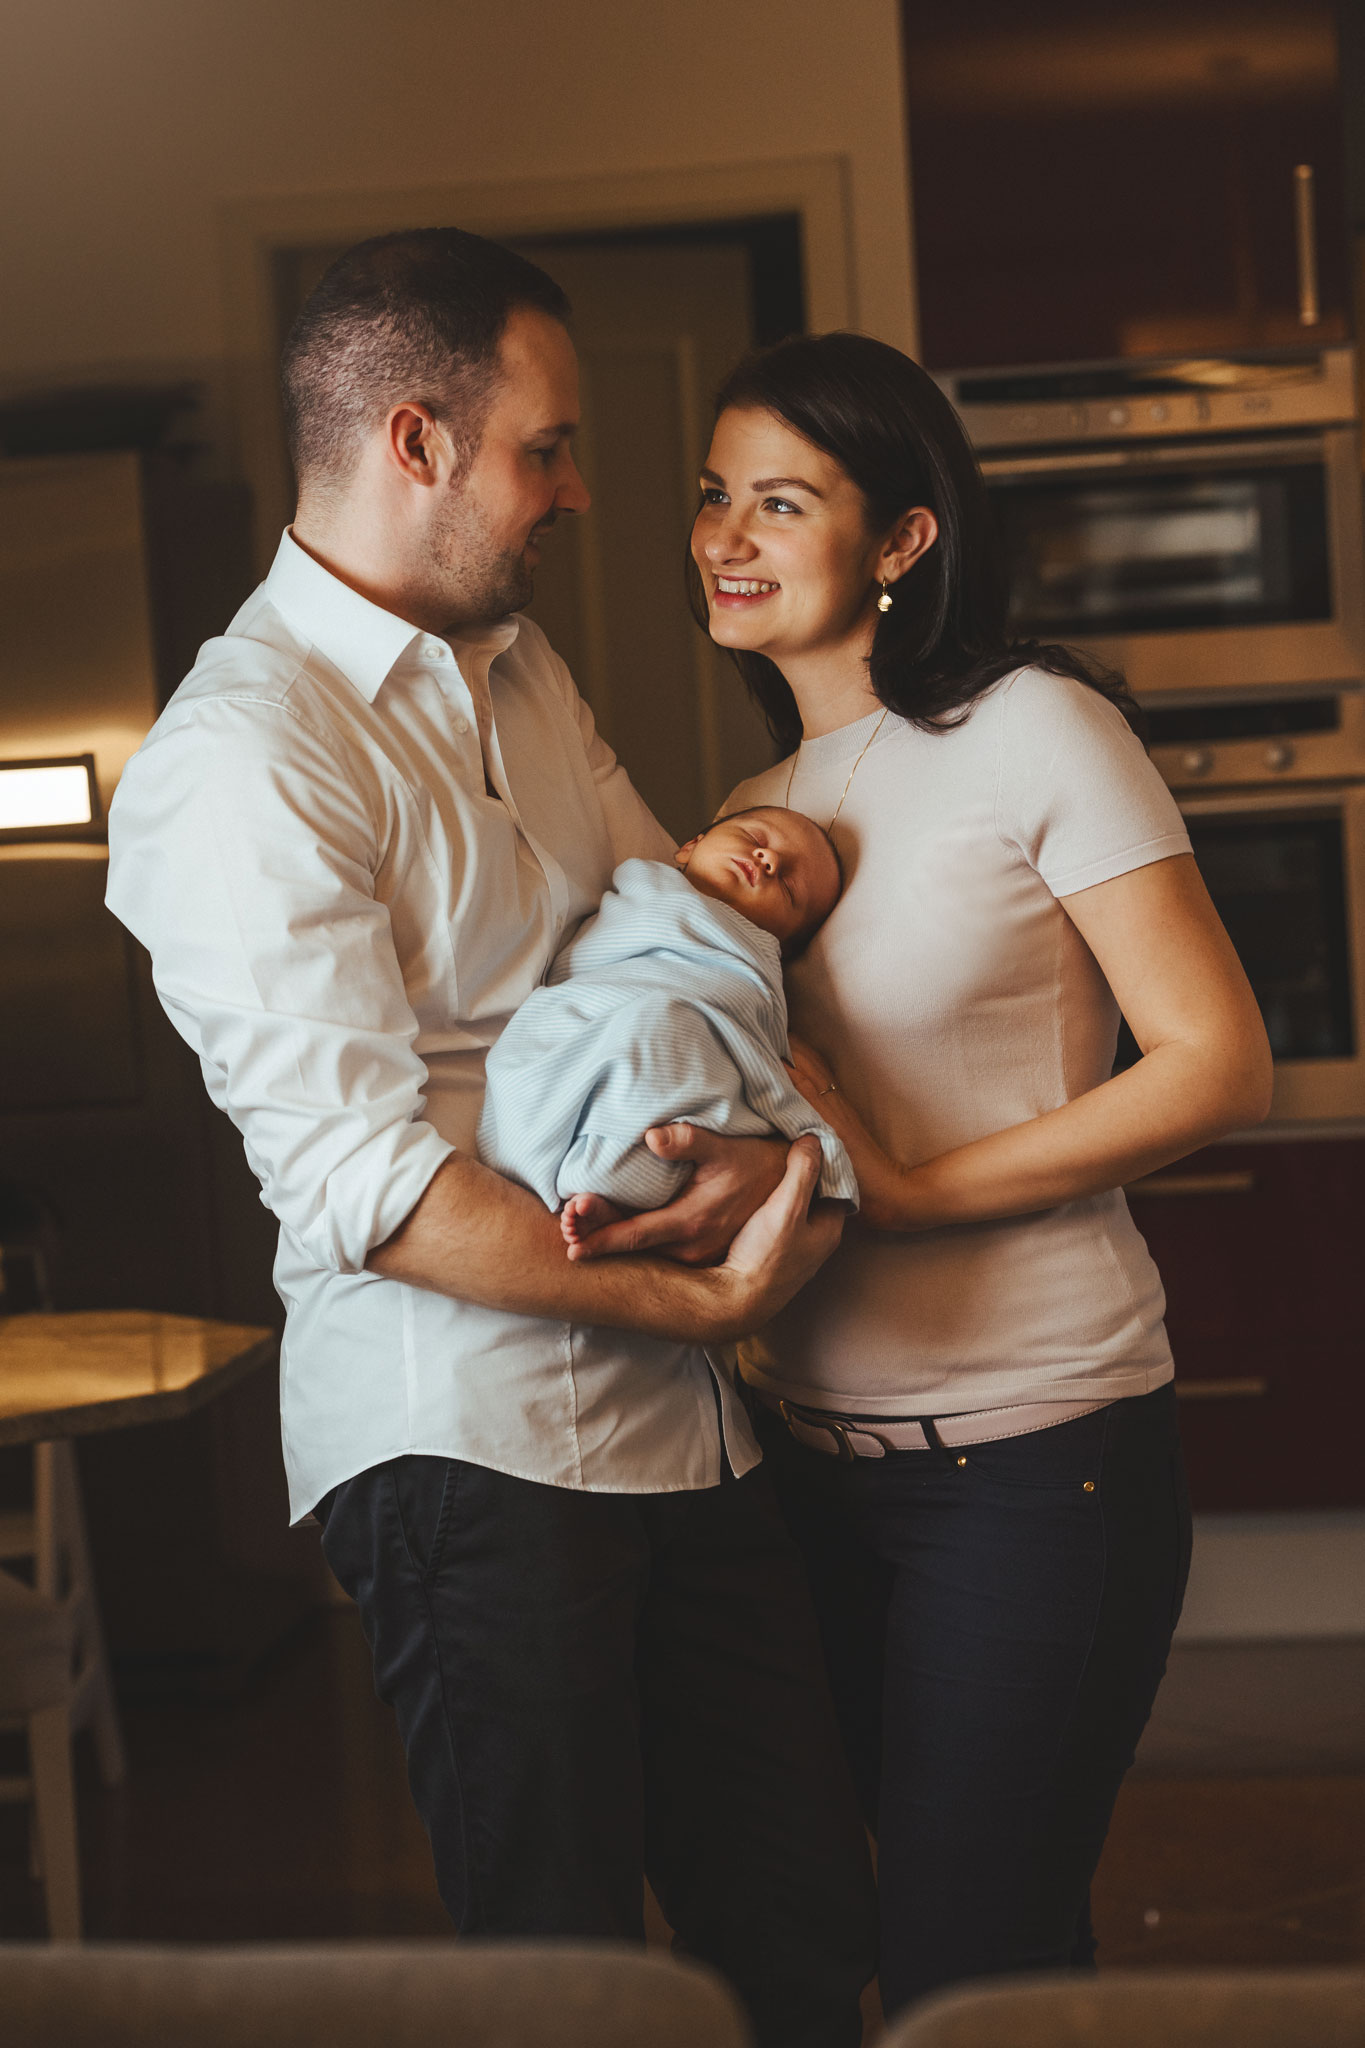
428, 485, 545, 631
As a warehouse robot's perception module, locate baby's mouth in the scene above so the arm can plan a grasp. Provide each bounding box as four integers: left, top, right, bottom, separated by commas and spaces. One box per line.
729, 855, 759, 886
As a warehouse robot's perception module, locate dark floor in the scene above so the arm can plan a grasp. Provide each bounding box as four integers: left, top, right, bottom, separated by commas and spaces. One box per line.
3, 1612, 1363, 2022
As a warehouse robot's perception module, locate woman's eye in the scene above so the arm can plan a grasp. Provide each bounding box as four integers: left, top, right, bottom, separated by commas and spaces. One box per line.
699, 486, 728, 505
764, 497, 800, 515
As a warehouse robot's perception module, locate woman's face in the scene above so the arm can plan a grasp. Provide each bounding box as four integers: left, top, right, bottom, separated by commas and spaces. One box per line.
691, 407, 887, 668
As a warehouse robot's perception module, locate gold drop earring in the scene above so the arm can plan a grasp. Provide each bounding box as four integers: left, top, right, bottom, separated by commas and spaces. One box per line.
877, 578, 894, 613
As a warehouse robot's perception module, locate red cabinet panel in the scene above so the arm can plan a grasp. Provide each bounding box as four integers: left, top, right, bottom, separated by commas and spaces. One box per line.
901, 0, 1349, 369
1128, 1138, 1365, 1511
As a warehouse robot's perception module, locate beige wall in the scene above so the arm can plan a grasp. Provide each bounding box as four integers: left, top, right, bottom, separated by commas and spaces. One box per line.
3, 0, 916, 439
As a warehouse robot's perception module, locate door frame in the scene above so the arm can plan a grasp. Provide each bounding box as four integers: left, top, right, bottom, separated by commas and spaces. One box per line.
220, 155, 856, 569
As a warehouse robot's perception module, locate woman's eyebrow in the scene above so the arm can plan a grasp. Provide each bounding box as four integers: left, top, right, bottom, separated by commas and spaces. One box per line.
698, 467, 826, 498
751, 475, 825, 498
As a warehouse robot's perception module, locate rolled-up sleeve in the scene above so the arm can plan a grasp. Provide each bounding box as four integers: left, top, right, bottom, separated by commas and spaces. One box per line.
107, 695, 453, 1273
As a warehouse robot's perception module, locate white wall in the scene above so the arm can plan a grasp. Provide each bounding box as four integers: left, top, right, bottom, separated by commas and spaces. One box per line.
3, 0, 917, 426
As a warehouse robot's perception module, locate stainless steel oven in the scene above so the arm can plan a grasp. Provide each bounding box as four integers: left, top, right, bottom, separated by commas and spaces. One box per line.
1147, 690, 1365, 1123
944, 348, 1365, 698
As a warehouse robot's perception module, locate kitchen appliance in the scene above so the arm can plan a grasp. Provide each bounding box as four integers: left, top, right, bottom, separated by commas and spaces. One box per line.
943, 346, 1365, 698
1145, 688, 1365, 1122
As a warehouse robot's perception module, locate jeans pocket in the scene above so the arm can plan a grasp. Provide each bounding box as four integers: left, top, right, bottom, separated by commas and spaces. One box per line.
391, 1455, 462, 1584
957, 1407, 1112, 1494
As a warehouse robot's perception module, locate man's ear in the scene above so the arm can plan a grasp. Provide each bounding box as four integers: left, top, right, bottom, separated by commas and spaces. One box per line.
674, 837, 700, 869
385, 403, 456, 488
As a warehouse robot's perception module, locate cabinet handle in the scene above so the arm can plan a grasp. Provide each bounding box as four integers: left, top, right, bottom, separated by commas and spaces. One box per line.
1294, 163, 1320, 328
1176, 1377, 1270, 1401
1125, 1171, 1256, 1198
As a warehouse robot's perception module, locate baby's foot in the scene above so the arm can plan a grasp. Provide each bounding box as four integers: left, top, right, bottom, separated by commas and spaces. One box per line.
561, 1192, 627, 1252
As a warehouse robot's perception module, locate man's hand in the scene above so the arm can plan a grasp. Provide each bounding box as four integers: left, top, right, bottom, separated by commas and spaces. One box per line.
369, 1137, 841, 1345
699, 1135, 846, 1339
565, 1126, 787, 1264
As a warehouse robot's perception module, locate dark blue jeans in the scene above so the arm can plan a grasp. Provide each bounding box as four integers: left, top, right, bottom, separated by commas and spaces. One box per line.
317, 1454, 876, 2048
759, 1381, 1191, 2017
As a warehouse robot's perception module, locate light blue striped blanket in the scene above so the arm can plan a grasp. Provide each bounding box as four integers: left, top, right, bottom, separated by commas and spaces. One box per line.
477, 858, 859, 1211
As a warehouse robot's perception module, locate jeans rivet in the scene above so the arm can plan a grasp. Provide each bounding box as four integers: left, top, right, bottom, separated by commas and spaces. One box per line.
1083, 1480, 1096, 1492
956, 1455, 967, 1468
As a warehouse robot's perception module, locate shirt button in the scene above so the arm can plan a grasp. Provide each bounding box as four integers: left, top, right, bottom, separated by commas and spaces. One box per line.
424, 640, 446, 661
454, 717, 470, 735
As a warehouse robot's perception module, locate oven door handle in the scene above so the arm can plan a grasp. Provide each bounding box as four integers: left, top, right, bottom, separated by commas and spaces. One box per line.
1295, 163, 1321, 328
1125, 1170, 1257, 1198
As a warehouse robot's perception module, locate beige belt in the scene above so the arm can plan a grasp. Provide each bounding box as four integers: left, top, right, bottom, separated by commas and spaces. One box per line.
759, 1389, 1110, 1462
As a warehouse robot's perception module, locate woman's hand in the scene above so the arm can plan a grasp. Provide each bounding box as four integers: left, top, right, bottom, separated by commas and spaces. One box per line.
786, 1034, 925, 1232
785, 1032, 838, 1103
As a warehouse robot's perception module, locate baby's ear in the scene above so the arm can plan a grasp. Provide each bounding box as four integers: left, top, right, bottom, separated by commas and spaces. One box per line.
674, 838, 700, 869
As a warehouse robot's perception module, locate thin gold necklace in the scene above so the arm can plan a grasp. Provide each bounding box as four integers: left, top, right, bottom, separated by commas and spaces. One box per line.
785, 707, 890, 832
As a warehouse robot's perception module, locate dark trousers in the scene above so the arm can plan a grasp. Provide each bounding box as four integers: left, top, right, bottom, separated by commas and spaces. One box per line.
760, 1381, 1192, 2018
317, 1454, 877, 2048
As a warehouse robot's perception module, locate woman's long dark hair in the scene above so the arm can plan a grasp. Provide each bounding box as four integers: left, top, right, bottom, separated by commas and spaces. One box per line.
687, 331, 1144, 755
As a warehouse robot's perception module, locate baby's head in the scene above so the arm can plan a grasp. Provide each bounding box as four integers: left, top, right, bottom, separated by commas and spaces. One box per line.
674, 806, 842, 955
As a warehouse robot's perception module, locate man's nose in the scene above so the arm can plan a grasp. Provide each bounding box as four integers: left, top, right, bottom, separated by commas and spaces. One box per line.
557, 454, 591, 515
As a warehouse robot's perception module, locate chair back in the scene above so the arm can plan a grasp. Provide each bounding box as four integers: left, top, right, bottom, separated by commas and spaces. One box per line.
0, 1940, 752, 2047
882, 1969, 1365, 2048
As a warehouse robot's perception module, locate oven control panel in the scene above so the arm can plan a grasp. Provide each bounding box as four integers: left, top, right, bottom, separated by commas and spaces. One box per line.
945, 346, 1358, 452
1148, 691, 1365, 792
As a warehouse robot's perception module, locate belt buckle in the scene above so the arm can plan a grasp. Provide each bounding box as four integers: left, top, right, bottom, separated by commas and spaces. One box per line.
780, 1399, 856, 1462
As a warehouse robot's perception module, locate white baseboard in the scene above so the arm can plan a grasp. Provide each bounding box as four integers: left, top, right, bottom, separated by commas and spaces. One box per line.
1177, 1510, 1365, 1641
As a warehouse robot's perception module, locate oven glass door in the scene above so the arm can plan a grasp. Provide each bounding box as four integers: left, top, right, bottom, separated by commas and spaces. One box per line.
1186, 811, 1353, 1060
987, 438, 1333, 640
1137, 787, 1365, 1121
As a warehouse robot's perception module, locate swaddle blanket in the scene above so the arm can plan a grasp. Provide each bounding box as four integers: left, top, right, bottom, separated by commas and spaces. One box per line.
477, 858, 859, 1212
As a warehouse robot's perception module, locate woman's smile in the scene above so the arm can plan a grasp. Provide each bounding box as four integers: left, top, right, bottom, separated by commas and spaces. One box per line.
713, 576, 781, 608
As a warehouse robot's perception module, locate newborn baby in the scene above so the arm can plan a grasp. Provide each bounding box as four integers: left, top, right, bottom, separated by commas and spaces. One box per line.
477, 805, 859, 1246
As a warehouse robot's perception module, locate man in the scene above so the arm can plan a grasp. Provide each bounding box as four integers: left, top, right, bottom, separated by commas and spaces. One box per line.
107, 230, 875, 2045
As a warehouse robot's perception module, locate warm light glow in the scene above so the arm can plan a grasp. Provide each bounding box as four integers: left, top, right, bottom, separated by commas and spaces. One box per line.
0, 762, 94, 831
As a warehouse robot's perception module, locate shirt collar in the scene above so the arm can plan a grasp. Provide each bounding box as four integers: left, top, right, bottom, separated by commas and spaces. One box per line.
262, 530, 521, 703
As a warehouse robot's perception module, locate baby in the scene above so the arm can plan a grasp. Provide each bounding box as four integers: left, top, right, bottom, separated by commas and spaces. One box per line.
476, 805, 859, 1246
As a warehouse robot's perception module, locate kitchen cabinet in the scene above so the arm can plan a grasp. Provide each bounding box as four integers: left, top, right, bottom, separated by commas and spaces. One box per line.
901, 0, 1349, 368
1127, 1136, 1364, 1511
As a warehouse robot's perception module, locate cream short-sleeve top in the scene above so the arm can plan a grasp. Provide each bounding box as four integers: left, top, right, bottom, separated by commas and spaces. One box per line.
725, 665, 1192, 1416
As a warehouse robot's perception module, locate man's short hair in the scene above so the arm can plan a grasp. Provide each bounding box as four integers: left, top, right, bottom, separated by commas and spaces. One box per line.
280, 227, 571, 496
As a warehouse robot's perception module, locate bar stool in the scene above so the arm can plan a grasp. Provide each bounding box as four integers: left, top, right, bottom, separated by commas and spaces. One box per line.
0, 1568, 83, 1936
0, 1184, 126, 1936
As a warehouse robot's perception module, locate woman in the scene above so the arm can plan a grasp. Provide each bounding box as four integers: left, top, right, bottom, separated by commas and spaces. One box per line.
690, 333, 1272, 2014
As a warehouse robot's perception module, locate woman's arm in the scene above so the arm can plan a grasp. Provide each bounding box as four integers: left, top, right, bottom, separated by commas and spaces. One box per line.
789, 853, 1273, 1232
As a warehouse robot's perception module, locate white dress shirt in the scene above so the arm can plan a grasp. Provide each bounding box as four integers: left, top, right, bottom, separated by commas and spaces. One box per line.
107, 531, 761, 1519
